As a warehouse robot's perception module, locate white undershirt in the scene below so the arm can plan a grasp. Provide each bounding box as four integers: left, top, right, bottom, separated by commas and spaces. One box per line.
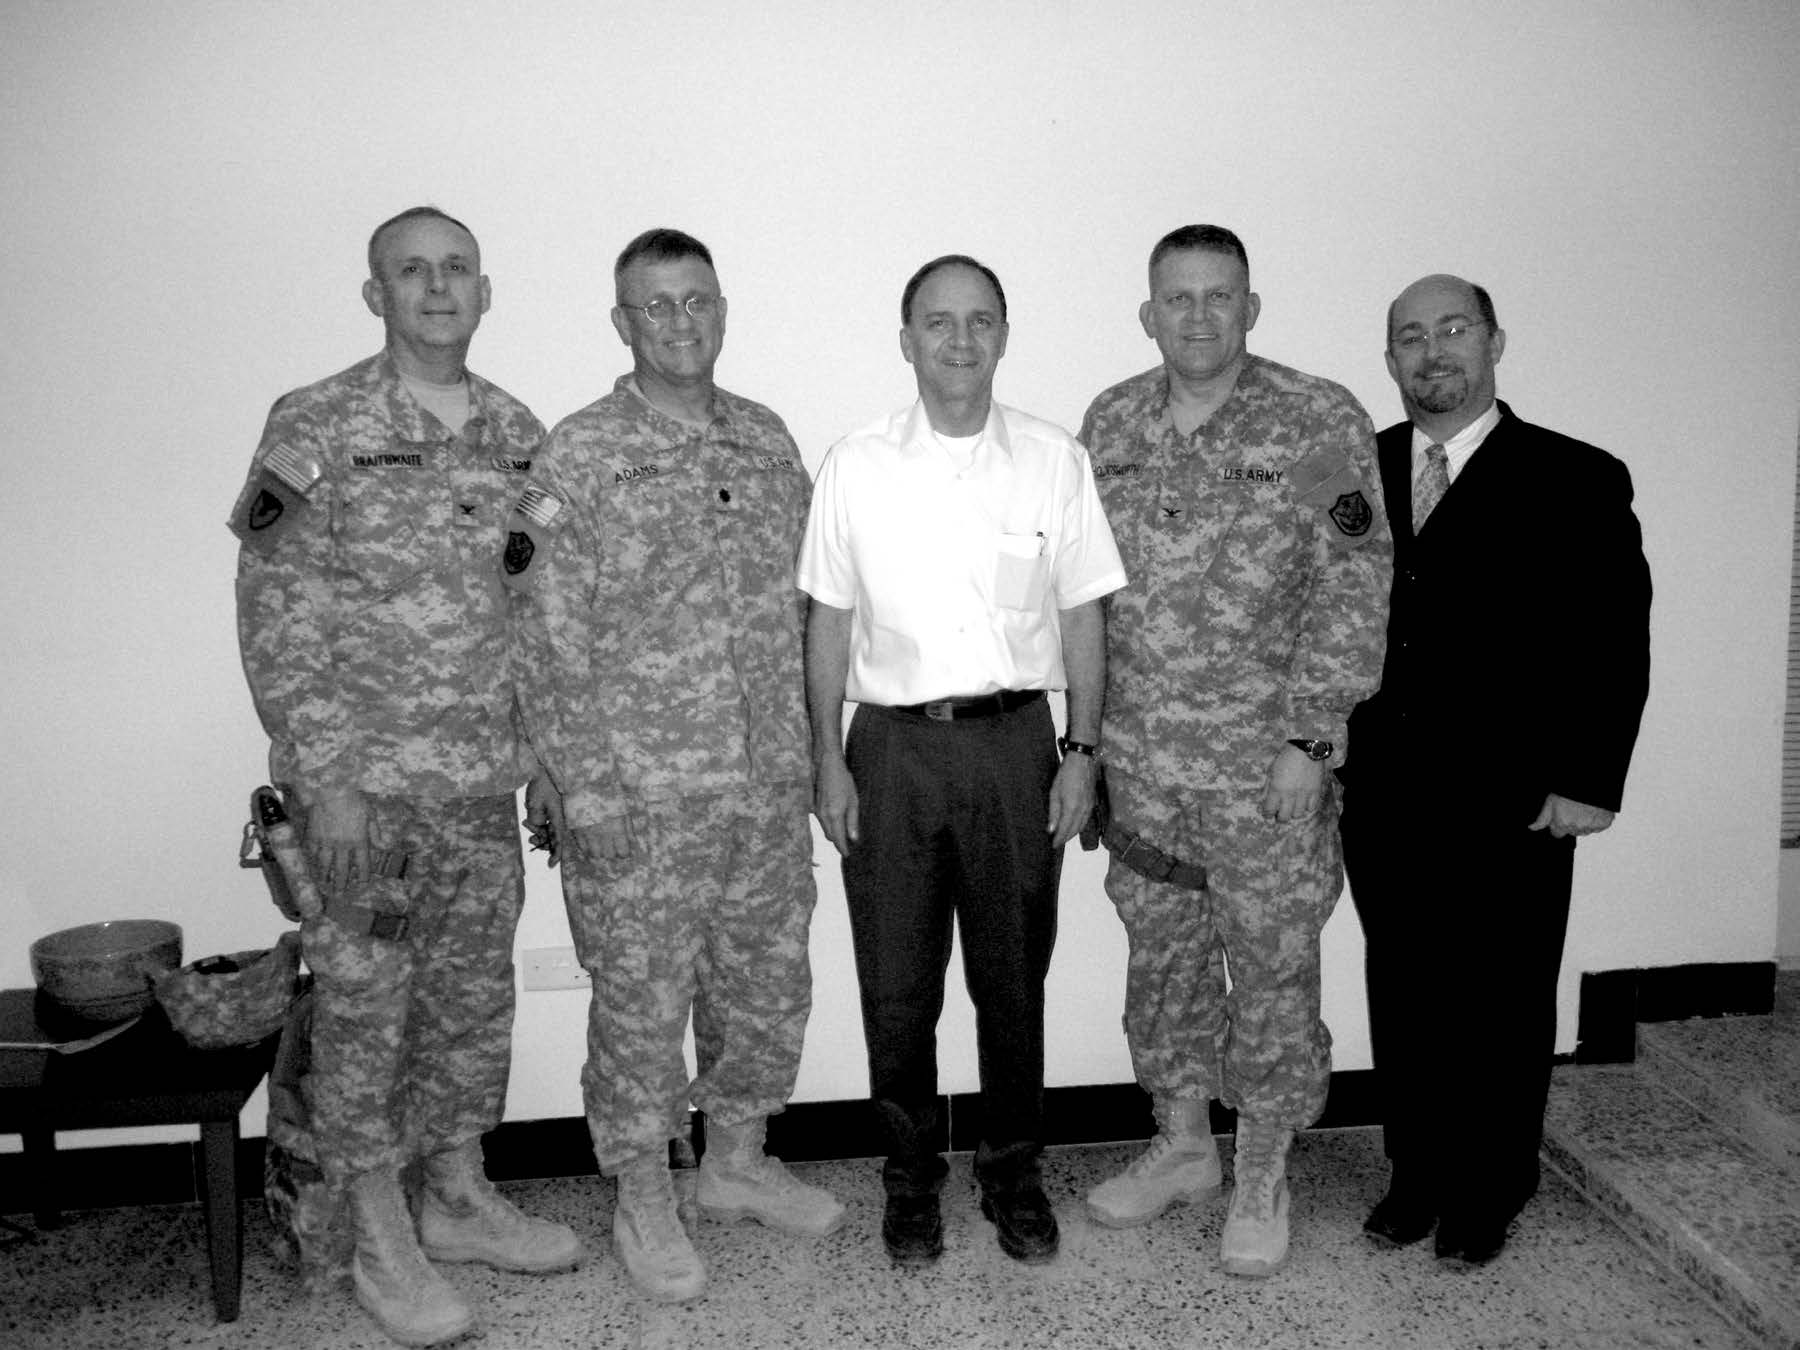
933, 429, 982, 475
400, 372, 472, 434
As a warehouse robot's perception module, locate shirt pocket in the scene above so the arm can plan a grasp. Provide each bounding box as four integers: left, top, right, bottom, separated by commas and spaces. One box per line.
332, 476, 437, 603
995, 530, 1050, 611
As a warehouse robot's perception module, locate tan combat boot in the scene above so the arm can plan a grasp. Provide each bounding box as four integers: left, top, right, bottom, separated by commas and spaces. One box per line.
697, 1116, 846, 1237
1086, 1097, 1222, 1227
347, 1170, 475, 1347
418, 1140, 584, 1273
614, 1151, 707, 1302
1220, 1118, 1295, 1277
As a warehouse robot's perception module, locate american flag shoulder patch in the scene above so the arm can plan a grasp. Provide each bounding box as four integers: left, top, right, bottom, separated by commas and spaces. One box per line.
262, 444, 324, 495
512, 482, 564, 529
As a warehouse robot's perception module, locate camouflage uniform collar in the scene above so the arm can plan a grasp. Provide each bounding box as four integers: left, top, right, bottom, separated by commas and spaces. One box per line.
899, 398, 1013, 460
1151, 353, 1267, 434
372, 350, 492, 443
617, 372, 720, 431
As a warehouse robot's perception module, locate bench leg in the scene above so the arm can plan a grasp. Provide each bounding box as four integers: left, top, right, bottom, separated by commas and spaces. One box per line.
22, 1124, 59, 1229
198, 1119, 243, 1322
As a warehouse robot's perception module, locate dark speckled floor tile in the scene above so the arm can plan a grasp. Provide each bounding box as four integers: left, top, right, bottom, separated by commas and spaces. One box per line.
0, 1129, 1761, 1350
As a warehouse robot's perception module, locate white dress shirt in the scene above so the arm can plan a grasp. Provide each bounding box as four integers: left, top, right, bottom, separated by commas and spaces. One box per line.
797, 399, 1126, 707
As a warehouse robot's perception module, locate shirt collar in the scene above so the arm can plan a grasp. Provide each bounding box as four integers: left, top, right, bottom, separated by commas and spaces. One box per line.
376, 350, 487, 443
618, 372, 718, 431
1150, 354, 1259, 433
900, 398, 1011, 460
1412, 399, 1501, 479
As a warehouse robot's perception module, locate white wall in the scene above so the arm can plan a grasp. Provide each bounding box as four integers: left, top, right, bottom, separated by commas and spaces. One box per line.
3, 1, 1796, 1148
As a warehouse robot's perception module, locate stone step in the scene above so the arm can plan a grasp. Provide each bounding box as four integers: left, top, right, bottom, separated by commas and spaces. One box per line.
1635, 978, 1800, 1179
1543, 1061, 1800, 1349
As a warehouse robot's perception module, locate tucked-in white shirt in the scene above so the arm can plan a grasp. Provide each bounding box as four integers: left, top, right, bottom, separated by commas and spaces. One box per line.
1411, 399, 1502, 486
798, 399, 1126, 708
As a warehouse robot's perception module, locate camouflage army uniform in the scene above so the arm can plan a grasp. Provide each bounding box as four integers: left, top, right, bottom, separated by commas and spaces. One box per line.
510, 376, 816, 1172
230, 350, 541, 1185
1081, 355, 1392, 1127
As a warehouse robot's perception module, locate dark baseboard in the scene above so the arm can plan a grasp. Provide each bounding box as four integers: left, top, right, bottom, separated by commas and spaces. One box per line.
1576, 960, 1777, 1064
0, 1071, 1382, 1217
4, 959, 1772, 1216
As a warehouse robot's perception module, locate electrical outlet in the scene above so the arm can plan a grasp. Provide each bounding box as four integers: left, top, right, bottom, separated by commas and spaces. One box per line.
521, 946, 590, 991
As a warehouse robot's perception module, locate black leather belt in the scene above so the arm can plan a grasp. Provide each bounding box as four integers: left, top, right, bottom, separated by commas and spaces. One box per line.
890, 689, 1045, 722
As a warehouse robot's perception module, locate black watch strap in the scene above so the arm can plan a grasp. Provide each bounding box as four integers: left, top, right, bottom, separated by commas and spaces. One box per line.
1058, 736, 1098, 758
1287, 738, 1333, 761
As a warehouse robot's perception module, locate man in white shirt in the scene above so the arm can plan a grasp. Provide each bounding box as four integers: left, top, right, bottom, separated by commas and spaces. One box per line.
799, 255, 1125, 1268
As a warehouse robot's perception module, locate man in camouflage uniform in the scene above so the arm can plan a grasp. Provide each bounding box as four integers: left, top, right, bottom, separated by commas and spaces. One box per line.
508, 228, 841, 1304
230, 206, 582, 1347
1080, 225, 1392, 1276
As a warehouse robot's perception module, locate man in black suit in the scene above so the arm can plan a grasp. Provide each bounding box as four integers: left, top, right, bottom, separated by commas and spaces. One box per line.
1340, 273, 1651, 1266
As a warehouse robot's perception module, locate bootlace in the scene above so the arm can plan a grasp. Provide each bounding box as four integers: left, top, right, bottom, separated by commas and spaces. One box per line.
1231, 1127, 1290, 1218
621, 1173, 688, 1251
1127, 1129, 1195, 1176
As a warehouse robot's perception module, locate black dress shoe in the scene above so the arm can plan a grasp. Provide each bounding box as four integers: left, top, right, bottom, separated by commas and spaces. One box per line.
1434, 1214, 1508, 1266
1363, 1189, 1436, 1248
883, 1193, 944, 1268
980, 1185, 1059, 1264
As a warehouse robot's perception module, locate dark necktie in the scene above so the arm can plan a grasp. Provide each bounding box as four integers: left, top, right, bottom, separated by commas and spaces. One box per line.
1412, 442, 1450, 532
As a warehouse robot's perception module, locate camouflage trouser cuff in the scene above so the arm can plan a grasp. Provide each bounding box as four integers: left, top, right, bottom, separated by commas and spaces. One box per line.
323, 851, 414, 940
1102, 823, 1209, 891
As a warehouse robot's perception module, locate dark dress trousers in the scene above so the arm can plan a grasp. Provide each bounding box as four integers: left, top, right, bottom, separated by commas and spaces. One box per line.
1339, 399, 1651, 1225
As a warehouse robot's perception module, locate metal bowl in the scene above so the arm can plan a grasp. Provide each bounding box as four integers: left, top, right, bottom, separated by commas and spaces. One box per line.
30, 920, 184, 1025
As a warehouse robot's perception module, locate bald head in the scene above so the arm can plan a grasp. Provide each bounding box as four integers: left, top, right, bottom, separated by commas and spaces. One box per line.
1385, 274, 1496, 341
1384, 273, 1506, 436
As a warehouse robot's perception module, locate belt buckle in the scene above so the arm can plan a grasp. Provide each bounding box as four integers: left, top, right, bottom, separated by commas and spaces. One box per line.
922, 701, 955, 722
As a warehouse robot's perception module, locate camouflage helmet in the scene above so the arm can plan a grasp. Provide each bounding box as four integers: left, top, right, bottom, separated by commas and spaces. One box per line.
155, 929, 305, 1049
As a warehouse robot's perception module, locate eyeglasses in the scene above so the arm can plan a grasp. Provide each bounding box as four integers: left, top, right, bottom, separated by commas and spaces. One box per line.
1389, 319, 1488, 352
619, 294, 721, 327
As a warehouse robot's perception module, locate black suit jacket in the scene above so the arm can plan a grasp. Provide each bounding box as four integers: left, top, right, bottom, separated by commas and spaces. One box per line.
1345, 400, 1651, 823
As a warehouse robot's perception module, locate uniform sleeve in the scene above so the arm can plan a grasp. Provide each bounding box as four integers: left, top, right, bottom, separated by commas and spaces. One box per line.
1545, 454, 1651, 811
795, 444, 857, 608
509, 441, 628, 828
780, 425, 814, 634
231, 402, 361, 794
1284, 398, 1394, 765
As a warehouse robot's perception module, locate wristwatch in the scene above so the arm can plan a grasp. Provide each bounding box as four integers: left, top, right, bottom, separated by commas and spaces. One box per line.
1287, 738, 1333, 762
1057, 736, 1098, 759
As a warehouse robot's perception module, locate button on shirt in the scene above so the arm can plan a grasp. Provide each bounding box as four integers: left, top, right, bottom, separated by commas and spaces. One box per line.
797, 400, 1126, 708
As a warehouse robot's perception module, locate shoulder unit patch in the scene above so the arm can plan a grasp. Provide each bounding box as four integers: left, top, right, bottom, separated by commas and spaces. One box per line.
1329, 490, 1372, 537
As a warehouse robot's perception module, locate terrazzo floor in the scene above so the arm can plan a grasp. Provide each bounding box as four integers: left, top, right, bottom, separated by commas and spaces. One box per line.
0, 1127, 1756, 1350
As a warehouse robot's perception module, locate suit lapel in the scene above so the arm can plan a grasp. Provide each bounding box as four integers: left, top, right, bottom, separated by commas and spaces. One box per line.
1376, 424, 1415, 544
1384, 404, 1520, 549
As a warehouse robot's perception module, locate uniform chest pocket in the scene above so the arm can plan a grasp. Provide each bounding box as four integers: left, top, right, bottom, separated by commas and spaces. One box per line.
995, 530, 1050, 611
333, 481, 438, 601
